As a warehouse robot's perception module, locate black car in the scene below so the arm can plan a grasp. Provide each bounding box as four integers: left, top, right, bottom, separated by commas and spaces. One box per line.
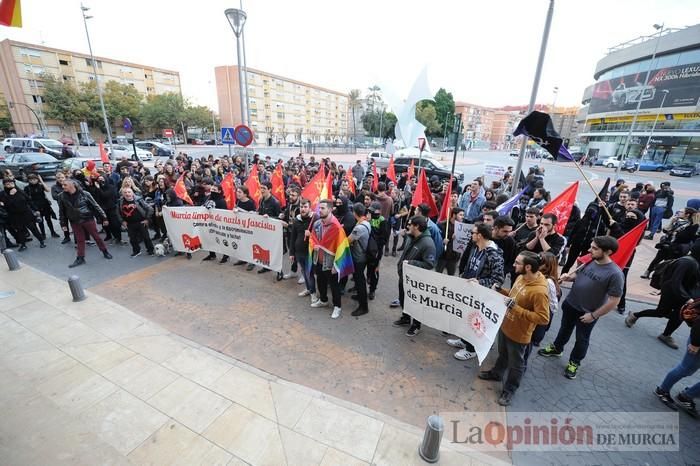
0, 152, 60, 180
393, 156, 464, 182
669, 163, 699, 177
134, 141, 175, 158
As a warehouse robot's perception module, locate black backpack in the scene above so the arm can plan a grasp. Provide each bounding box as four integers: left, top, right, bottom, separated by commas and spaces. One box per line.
362, 223, 380, 264
650, 258, 679, 290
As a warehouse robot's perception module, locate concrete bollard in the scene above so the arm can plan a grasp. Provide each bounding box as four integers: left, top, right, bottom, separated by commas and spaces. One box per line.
418, 415, 444, 464
68, 275, 86, 302
3, 249, 21, 271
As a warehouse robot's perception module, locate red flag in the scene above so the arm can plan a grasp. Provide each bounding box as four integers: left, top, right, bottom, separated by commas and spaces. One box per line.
578, 219, 648, 269
411, 170, 438, 218
386, 155, 397, 185
98, 141, 109, 164
345, 167, 356, 195
0, 0, 22, 28
407, 159, 415, 179
324, 169, 334, 201
542, 181, 579, 235
245, 164, 262, 209
371, 163, 379, 193
301, 166, 326, 210
221, 172, 236, 210
271, 162, 286, 208
438, 176, 453, 223
174, 174, 193, 205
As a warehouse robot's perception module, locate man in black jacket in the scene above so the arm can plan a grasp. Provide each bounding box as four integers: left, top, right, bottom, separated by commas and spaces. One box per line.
0, 178, 45, 251
93, 175, 122, 244
289, 198, 317, 301
392, 215, 437, 337
58, 179, 113, 268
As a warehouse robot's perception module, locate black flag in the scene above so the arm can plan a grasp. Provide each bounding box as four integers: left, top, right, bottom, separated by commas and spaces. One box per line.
513, 111, 572, 160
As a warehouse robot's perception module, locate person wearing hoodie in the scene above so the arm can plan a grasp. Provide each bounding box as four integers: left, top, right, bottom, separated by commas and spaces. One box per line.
417, 203, 443, 262
289, 198, 317, 302
478, 251, 550, 406
333, 195, 356, 235
446, 222, 505, 360
646, 181, 674, 239
627, 240, 700, 349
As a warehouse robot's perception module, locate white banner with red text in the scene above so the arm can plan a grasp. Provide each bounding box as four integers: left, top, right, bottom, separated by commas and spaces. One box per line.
163, 206, 284, 272
402, 263, 507, 364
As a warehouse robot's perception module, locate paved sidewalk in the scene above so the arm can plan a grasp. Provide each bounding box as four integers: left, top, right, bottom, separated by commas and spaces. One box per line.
0, 265, 507, 466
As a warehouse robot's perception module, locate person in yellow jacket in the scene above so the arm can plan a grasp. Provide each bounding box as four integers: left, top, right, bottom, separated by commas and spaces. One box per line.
478, 251, 550, 406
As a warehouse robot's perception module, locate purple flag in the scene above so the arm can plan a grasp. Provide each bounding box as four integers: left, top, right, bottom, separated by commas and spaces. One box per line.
496, 188, 527, 216
558, 145, 574, 161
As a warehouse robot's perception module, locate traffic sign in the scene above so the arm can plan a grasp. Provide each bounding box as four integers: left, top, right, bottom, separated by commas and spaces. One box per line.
221, 127, 236, 145
418, 137, 426, 152
123, 118, 133, 133
163, 128, 174, 138
234, 124, 254, 147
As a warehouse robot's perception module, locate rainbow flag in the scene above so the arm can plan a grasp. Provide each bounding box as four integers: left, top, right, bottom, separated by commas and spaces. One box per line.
307, 215, 354, 280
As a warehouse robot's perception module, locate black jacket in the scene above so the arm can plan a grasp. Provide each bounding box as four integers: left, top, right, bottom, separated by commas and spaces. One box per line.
398, 229, 436, 277
258, 195, 281, 217
0, 188, 36, 227
289, 213, 313, 259
661, 256, 700, 306
58, 189, 106, 226
117, 197, 154, 224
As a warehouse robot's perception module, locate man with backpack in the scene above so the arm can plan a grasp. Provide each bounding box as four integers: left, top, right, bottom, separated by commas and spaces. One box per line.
348, 202, 372, 316
626, 240, 700, 349
367, 202, 390, 301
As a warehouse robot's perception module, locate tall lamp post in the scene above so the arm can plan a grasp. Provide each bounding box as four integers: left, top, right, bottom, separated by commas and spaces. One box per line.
225, 7, 248, 173
8, 101, 44, 136
615, 23, 665, 178
81, 4, 113, 152
643, 89, 669, 161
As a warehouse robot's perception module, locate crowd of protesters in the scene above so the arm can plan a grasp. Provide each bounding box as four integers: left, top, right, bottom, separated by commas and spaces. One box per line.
0, 150, 698, 412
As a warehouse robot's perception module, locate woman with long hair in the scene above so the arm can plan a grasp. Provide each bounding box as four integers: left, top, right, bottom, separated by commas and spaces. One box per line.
531, 251, 561, 346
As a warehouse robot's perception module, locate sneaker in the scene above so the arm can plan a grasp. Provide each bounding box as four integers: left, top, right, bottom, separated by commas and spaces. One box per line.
258, 268, 270, 274
219, 256, 229, 264
351, 307, 368, 317
102, 251, 113, 260
478, 371, 501, 382
658, 334, 679, 349
61, 237, 71, 244
297, 276, 305, 284
616, 307, 625, 315
331, 306, 342, 319
202, 254, 216, 261
131, 251, 142, 258
39, 241, 46, 248
298, 289, 311, 297
640, 270, 651, 279
537, 344, 563, 358
625, 312, 638, 328
283, 273, 294, 279
392, 316, 411, 327
368, 291, 375, 300
18, 244, 27, 251
454, 349, 477, 361
654, 387, 678, 410
68, 257, 85, 268
676, 392, 699, 418
311, 299, 329, 308
446, 338, 467, 349
233, 260, 246, 266
310, 295, 320, 306
389, 299, 401, 308
564, 361, 579, 379
405, 326, 421, 337
497, 391, 513, 406
246, 263, 255, 271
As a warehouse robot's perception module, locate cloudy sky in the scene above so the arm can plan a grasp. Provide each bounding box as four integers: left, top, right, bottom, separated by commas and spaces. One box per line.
3, 0, 696, 113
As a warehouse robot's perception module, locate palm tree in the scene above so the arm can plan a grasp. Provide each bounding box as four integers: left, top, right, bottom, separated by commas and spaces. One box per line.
367, 85, 381, 112
348, 89, 361, 144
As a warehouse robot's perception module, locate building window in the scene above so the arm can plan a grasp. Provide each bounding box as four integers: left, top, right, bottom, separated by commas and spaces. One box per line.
31, 95, 42, 103
85, 58, 103, 69
277, 112, 285, 119
59, 59, 69, 66
20, 48, 41, 58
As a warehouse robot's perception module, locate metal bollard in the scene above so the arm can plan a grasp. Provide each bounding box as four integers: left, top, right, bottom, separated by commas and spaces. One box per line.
68, 275, 86, 302
418, 415, 444, 464
3, 249, 21, 271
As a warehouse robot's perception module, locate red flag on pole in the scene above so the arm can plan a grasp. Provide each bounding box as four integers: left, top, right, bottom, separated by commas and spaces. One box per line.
245, 164, 262, 209
371, 163, 379, 193
301, 165, 326, 210
324, 169, 334, 201
386, 155, 397, 185
174, 174, 193, 205
407, 159, 415, 179
438, 176, 453, 223
345, 167, 356, 195
221, 172, 237, 209
98, 141, 109, 164
411, 170, 438, 218
577, 219, 648, 269
271, 162, 286, 208
542, 181, 579, 235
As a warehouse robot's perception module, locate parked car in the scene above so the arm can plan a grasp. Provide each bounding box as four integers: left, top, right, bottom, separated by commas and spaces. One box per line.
441, 146, 455, 152
2, 137, 66, 159
393, 156, 464, 182
509, 151, 519, 157
79, 136, 97, 146
187, 138, 205, 145
134, 141, 175, 158
62, 157, 103, 172
367, 151, 391, 169
669, 163, 699, 177
594, 157, 621, 168
107, 144, 153, 161
59, 135, 76, 146
622, 158, 674, 172
0, 152, 60, 180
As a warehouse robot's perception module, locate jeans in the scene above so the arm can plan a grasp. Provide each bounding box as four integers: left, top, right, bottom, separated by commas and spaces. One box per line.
489, 330, 528, 394
552, 300, 598, 364
297, 255, 316, 294
660, 336, 700, 398
71, 219, 107, 257
353, 261, 368, 309
315, 264, 341, 308
649, 206, 665, 234
531, 310, 554, 346
398, 275, 421, 328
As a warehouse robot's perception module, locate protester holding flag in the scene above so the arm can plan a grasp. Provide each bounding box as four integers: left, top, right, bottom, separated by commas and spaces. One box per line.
436, 207, 464, 276
523, 213, 565, 257
538, 236, 624, 380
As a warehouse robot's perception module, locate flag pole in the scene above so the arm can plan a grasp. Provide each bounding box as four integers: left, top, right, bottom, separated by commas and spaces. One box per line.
510, 0, 555, 196
444, 114, 462, 245
569, 159, 614, 223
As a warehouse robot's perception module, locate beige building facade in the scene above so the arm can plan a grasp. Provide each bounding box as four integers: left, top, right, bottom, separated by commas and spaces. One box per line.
0, 39, 181, 138
215, 66, 348, 145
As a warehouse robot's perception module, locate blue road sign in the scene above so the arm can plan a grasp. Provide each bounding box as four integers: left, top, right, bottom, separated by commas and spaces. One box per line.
221, 127, 236, 145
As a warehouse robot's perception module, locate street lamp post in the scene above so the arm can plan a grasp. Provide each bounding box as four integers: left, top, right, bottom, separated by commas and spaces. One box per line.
643, 89, 669, 161
225, 7, 248, 174
81, 4, 113, 153
615, 23, 665, 178
8, 101, 44, 136
239, 0, 251, 128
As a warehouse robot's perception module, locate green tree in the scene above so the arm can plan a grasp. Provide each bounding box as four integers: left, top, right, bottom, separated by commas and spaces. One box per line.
433, 88, 455, 134
366, 85, 381, 112
361, 110, 397, 140
183, 105, 214, 131
41, 74, 91, 136
348, 89, 361, 142
0, 100, 13, 135
415, 100, 441, 136
77, 80, 106, 131
103, 81, 142, 129
139, 92, 185, 132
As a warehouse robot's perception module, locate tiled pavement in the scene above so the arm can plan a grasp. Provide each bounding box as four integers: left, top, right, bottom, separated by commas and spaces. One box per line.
0, 264, 506, 466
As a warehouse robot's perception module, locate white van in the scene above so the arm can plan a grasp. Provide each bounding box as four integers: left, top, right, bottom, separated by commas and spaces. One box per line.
2, 137, 66, 159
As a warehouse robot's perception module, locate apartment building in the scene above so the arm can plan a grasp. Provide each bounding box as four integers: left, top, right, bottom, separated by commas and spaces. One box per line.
215, 66, 348, 145
0, 39, 181, 138
455, 102, 495, 149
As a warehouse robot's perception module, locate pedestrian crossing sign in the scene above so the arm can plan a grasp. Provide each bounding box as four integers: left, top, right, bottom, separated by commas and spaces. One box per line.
221, 127, 235, 145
